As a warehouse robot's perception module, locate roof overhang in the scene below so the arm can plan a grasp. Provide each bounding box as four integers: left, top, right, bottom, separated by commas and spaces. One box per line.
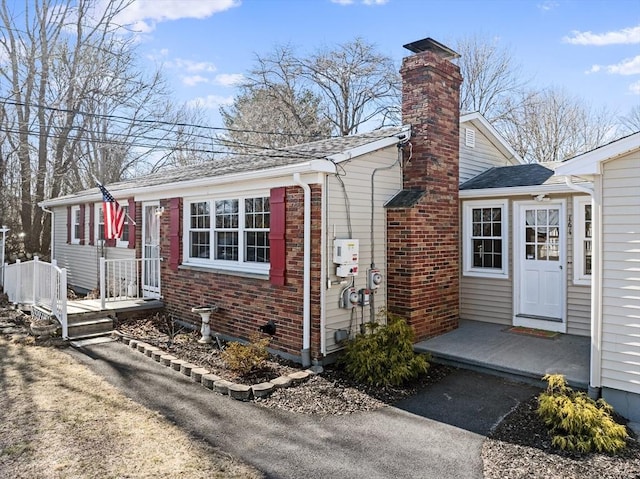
40, 159, 336, 208
327, 125, 411, 163
554, 131, 640, 176
459, 182, 586, 199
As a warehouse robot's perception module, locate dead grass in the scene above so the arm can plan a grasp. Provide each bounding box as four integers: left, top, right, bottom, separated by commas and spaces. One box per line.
0, 337, 263, 479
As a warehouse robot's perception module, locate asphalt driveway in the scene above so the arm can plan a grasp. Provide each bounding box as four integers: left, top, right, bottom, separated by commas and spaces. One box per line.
67, 340, 540, 479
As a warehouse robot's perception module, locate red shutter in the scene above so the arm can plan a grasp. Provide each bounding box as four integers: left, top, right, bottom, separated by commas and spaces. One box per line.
66, 206, 71, 244
79, 204, 86, 245
169, 198, 181, 271
128, 198, 136, 249
88, 204, 95, 246
269, 187, 286, 286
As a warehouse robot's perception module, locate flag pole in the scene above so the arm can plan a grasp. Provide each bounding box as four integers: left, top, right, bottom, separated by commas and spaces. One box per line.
93, 173, 137, 226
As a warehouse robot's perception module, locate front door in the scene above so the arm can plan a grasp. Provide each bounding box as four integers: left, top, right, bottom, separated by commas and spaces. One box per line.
142, 203, 161, 299
514, 201, 566, 332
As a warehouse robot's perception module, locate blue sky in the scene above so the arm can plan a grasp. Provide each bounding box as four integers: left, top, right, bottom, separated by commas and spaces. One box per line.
118, 0, 640, 127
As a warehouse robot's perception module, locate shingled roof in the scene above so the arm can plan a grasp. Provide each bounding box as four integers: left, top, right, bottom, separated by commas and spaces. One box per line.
44, 126, 409, 205
460, 163, 556, 190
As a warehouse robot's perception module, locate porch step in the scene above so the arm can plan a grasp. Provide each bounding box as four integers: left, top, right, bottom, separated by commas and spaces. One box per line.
67, 318, 114, 340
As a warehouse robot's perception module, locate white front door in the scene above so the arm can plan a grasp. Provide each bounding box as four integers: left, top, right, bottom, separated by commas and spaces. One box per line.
142, 203, 161, 299
514, 201, 566, 332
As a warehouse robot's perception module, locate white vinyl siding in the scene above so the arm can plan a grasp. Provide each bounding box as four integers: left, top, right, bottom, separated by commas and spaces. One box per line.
323, 146, 401, 354
459, 193, 590, 336
52, 205, 135, 293
459, 123, 521, 184
600, 151, 640, 394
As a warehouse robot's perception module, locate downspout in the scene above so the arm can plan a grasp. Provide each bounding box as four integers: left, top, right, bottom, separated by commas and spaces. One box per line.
293, 173, 312, 367
564, 176, 602, 398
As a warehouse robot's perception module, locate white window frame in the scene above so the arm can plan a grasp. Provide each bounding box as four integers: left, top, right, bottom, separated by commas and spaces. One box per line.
71, 205, 82, 245
462, 199, 509, 278
95, 204, 105, 244
116, 205, 129, 248
573, 196, 592, 285
183, 192, 271, 275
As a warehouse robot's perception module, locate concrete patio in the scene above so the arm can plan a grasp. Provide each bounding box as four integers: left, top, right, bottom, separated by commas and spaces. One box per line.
415, 320, 590, 389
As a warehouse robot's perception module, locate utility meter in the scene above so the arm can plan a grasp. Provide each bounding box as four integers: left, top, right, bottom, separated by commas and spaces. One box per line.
368, 269, 382, 290
341, 287, 358, 309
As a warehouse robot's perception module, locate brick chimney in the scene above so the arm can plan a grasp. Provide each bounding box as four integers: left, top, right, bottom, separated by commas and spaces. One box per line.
386, 38, 462, 341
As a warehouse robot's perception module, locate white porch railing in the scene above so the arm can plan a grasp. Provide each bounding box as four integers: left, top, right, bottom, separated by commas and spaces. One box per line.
3, 257, 68, 338
99, 257, 161, 310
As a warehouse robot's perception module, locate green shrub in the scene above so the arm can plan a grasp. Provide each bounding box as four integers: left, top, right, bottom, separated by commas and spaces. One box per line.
221, 333, 270, 376
537, 374, 628, 454
339, 310, 429, 387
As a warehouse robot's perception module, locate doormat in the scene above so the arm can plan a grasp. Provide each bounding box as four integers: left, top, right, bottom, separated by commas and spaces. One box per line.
506, 326, 559, 339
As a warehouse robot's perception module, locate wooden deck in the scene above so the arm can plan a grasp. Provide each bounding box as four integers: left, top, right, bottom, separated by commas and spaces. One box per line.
66, 298, 164, 316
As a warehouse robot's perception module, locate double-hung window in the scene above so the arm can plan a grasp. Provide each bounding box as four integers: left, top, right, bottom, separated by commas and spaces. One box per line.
573, 196, 592, 285
71, 206, 82, 244
186, 195, 270, 274
463, 199, 509, 278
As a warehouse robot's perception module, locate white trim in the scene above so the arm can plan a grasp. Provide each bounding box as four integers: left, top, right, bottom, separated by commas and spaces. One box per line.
572, 196, 592, 286
70, 205, 81, 245
513, 199, 567, 333
115, 204, 130, 248
462, 199, 509, 279
94, 203, 104, 244
460, 182, 582, 198
554, 131, 640, 176
327, 126, 411, 163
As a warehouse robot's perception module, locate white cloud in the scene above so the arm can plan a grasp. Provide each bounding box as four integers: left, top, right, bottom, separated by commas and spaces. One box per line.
589, 55, 640, 76
167, 58, 217, 73
537, 1, 559, 12
563, 25, 640, 46
113, 0, 240, 33
182, 75, 210, 87
187, 94, 235, 110
629, 80, 640, 95
214, 73, 244, 86
330, 0, 355, 4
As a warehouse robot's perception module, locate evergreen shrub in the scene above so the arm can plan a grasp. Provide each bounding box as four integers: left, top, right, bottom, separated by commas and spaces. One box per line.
537, 374, 628, 454
340, 310, 429, 387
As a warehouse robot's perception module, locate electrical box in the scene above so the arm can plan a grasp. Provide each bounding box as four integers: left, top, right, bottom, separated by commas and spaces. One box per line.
358, 288, 370, 306
368, 269, 382, 290
333, 239, 359, 265
334, 239, 359, 277
336, 264, 358, 277
341, 287, 358, 309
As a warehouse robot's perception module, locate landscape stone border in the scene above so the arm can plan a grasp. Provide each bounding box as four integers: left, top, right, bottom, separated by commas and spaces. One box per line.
116, 333, 314, 401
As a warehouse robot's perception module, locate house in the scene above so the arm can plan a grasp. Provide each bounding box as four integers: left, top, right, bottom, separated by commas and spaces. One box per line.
40, 38, 466, 366
553, 132, 640, 423
37, 37, 640, 422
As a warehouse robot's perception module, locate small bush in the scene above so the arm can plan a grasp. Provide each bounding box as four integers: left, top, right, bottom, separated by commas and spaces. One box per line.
221, 333, 270, 376
339, 310, 429, 387
537, 374, 628, 454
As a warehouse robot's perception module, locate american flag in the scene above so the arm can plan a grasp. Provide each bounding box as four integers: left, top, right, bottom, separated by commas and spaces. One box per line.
97, 182, 125, 240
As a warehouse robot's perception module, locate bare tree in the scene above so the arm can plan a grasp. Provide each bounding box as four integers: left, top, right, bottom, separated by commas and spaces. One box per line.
456, 34, 529, 122
0, 0, 197, 254
229, 38, 400, 142
619, 105, 640, 135
499, 87, 616, 163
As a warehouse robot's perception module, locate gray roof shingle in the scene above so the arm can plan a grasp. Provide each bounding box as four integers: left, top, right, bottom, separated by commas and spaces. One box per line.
50, 126, 408, 203
460, 164, 555, 190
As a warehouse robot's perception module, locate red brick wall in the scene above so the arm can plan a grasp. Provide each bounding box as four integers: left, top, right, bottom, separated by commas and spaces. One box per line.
158, 185, 323, 362
386, 47, 462, 341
